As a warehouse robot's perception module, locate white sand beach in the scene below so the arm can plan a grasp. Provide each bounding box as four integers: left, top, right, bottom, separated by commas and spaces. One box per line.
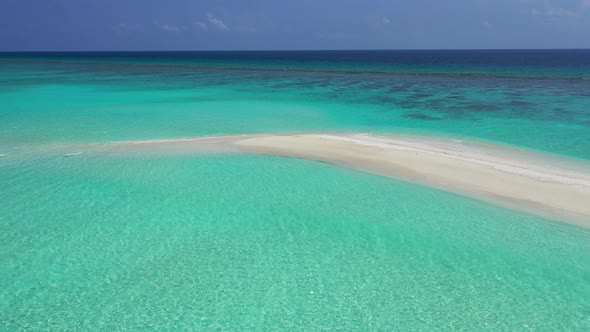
106, 133, 590, 227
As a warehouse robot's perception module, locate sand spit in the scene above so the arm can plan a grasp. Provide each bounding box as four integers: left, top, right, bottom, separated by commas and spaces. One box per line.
105, 133, 590, 227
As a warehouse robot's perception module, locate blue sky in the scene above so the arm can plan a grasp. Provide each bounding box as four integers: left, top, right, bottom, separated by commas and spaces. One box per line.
1, 0, 589, 51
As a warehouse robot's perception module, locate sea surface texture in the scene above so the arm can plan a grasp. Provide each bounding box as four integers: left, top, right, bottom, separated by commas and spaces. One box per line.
1, 50, 590, 330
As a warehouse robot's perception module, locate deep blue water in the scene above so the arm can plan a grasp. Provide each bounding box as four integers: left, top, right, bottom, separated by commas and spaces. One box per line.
2, 49, 590, 78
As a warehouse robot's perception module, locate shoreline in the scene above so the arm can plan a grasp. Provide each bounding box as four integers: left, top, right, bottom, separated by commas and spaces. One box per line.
92, 133, 590, 227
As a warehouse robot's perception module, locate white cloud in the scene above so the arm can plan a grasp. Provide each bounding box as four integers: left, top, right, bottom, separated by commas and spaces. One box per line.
544, 7, 579, 17
193, 21, 207, 30
526, 0, 588, 18
482, 21, 493, 29
531, 7, 578, 17
158, 23, 180, 32
207, 13, 228, 30
366, 15, 391, 27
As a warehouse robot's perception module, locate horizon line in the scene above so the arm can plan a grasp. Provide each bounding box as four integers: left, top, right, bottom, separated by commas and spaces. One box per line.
1, 48, 590, 53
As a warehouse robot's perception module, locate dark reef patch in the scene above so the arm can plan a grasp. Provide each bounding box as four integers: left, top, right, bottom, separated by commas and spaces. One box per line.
403, 113, 443, 121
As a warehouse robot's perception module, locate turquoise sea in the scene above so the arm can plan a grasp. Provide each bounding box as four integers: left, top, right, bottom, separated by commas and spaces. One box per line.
1, 51, 590, 330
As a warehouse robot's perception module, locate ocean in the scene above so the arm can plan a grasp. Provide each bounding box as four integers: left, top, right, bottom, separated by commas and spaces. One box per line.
1, 50, 589, 330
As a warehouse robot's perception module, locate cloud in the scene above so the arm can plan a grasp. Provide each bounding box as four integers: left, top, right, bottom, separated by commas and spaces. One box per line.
481, 21, 493, 29
207, 13, 228, 30
531, 7, 578, 17
543, 7, 579, 17
366, 15, 391, 28
157, 23, 180, 32
525, 0, 588, 18
193, 21, 207, 30
194, 13, 228, 31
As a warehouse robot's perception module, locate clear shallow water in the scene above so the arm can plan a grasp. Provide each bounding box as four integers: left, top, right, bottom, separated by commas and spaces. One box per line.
1, 55, 590, 159
1, 51, 590, 329
1, 154, 589, 330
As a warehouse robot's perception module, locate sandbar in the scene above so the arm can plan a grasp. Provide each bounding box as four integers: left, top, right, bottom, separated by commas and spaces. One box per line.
105, 133, 590, 227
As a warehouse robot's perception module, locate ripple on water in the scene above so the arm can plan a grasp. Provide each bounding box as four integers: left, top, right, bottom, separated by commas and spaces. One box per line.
1, 154, 589, 330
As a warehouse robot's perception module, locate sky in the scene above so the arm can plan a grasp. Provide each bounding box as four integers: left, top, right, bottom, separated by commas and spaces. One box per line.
0, 0, 589, 51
